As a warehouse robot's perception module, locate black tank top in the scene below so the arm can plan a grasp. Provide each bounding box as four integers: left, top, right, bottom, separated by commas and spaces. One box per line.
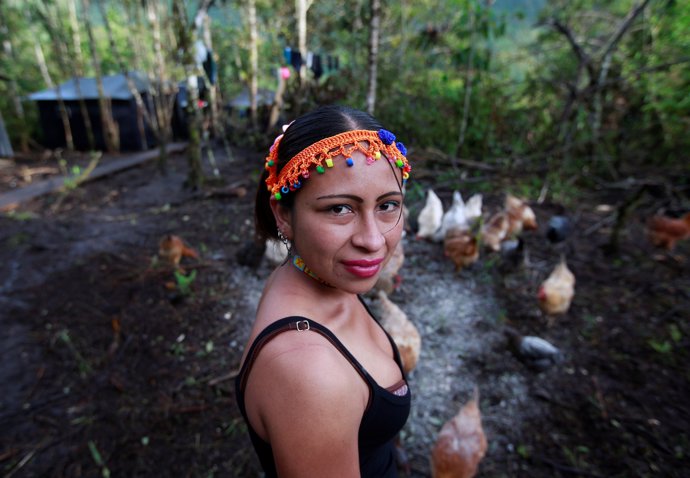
235, 303, 411, 477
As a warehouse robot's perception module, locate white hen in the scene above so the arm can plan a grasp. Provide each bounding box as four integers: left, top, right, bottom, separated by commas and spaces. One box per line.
264, 238, 288, 266
464, 193, 483, 226
416, 189, 444, 240
434, 191, 469, 241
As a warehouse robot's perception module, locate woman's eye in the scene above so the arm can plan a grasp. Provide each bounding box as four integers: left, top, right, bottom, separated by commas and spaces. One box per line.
329, 204, 353, 215
379, 201, 401, 213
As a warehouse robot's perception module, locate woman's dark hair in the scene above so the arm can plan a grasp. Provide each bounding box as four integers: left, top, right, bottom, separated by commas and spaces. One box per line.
254, 105, 384, 241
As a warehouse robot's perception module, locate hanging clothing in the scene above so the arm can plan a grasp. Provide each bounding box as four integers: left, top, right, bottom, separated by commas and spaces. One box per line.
312, 54, 323, 79
203, 50, 217, 85
290, 51, 303, 71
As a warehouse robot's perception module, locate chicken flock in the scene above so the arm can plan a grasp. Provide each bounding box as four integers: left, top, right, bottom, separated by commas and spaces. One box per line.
370, 189, 574, 476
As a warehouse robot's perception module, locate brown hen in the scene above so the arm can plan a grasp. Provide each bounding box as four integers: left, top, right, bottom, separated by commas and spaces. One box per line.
505, 194, 538, 236
538, 258, 575, 319
481, 212, 509, 252
647, 212, 690, 251
444, 229, 479, 272
158, 234, 199, 268
431, 387, 488, 478
371, 290, 421, 375
375, 240, 405, 294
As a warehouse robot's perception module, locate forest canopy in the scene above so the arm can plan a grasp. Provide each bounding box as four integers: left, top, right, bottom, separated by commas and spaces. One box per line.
0, 0, 688, 187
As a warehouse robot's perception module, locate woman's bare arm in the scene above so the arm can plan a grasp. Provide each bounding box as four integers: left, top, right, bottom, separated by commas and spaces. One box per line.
249, 338, 367, 477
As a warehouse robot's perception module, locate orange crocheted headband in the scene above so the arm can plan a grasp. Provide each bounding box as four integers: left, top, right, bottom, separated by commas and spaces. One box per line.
265, 128, 411, 200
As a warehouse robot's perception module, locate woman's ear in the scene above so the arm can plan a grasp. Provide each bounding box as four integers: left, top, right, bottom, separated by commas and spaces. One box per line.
269, 198, 293, 240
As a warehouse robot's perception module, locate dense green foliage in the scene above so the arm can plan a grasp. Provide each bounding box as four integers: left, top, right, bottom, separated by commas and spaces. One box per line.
0, 0, 687, 181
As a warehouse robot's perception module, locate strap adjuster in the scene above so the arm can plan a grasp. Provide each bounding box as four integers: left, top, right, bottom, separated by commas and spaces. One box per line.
295, 320, 310, 331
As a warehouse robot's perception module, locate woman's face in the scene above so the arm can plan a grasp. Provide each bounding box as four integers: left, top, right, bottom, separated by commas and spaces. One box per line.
275, 150, 404, 294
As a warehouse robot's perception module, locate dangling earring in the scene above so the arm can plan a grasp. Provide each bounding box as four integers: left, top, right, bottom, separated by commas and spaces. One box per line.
277, 229, 293, 257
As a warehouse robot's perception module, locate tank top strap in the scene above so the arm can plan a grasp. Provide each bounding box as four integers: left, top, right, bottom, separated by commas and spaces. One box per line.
237, 317, 374, 408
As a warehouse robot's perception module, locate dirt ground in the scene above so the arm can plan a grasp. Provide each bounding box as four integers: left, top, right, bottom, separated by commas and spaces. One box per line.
0, 146, 688, 477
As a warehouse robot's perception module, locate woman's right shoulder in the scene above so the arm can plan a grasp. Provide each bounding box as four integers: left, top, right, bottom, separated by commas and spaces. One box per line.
246, 324, 367, 411
251, 321, 341, 378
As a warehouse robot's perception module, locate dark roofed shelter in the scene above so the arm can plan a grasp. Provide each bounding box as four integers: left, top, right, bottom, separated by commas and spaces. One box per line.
28, 72, 160, 152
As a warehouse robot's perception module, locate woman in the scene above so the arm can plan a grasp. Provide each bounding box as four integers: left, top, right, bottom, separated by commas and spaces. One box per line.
235, 105, 412, 477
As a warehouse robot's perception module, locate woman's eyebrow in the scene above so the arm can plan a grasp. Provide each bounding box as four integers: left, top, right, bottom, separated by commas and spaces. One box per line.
377, 191, 403, 201
316, 194, 363, 203
316, 191, 402, 202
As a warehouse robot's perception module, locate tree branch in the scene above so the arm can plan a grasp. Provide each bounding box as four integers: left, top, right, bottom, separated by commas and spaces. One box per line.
544, 19, 595, 80
598, 0, 652, 61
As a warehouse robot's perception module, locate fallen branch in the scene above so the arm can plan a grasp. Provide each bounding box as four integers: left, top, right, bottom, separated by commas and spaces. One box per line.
207, 369, 240, 386
4, 437, 53, 478
419, 147, 498, 172
0, 143, 187, 211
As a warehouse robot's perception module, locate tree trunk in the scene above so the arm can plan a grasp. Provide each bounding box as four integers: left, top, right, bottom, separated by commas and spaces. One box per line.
592, 0, 652, 146
33, 39, 53, 87
98, 0, 149, 150
0, 19, 29, 152
295, 0, 309, 83
121, 2, 150, 150
366, 0, 381, 115
0, 109, 14, 158
0, 14, 29, 153
268, 68, 287, 132
456, 5, 476, 158
67, 0, 96, 150
33, 6, 75, 151
0, 9, 29, 153
81, 0, 119, 152
200, 9, 220, 139
173, 0, 203, 189
247, 0, 259, 129
148, 0, 173, 170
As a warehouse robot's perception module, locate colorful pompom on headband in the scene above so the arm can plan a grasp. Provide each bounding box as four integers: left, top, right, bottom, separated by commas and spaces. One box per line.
265, 128, 411, 200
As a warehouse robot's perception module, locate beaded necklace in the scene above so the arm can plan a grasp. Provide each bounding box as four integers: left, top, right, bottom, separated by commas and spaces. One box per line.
292, 255, 331, 286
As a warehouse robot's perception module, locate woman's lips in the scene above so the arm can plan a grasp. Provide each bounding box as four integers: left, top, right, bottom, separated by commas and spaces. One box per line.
342, 258, 384, 278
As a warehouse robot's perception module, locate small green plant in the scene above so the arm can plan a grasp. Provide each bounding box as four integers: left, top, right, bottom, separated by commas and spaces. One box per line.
562, 444, 590, 468
669, 323, 682, 343
57, 330, 92, 377
648, 324, 683, 355
170, 341, 186, 357
61, 152, 101, 191
648, 338, 672, 355
87, 441, 111, 478
5, 210, 36, 221
516, 444, 530, 459
173, 269, 197, 295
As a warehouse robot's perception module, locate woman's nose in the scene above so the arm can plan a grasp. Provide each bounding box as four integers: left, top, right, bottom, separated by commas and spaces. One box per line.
351, 214, 386, 251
